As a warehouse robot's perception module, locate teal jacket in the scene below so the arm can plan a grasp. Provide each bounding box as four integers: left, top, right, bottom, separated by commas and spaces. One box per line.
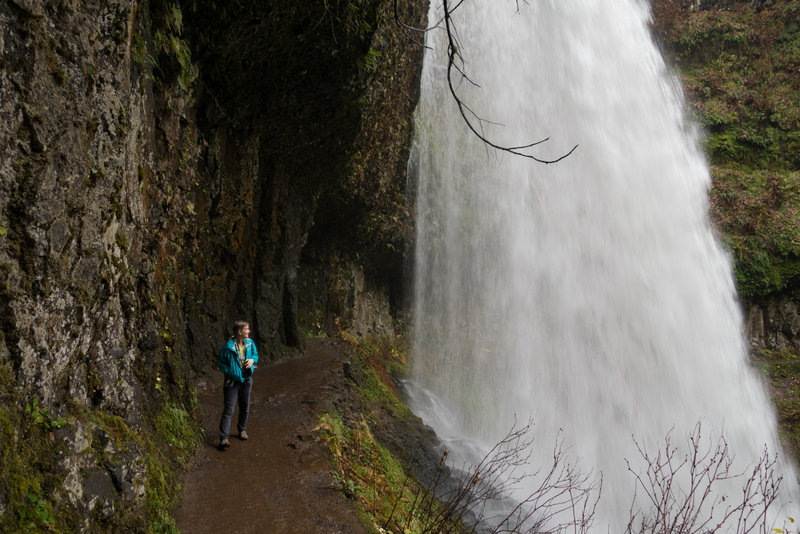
216, 337, 258, 382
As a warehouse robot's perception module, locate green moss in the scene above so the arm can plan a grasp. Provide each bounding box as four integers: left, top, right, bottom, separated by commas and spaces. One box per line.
153, 401, 203, 466
0, 361, 64, 532
753, 349, 800, 460
339, 331, 412, 418
132, 1, 197, 95
709, 167, 800, 297
312, 333, 467, 533
0, 353, 201, 533
151, 2, 197, 94
115, 230, 129, 252
144, 449, 180, 534
141, 396, 202, 532
132, 32, 161, 86
89, 398, 200, 533
315, 411, 460, 534
655, 3, 800, 298
0, 405, 69, 533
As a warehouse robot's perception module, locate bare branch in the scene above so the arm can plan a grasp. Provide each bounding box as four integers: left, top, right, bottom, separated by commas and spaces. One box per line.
625, 422, 784, 534
441, 0, 579, 164
391, 0, 578, 164
414, 418, 600, 533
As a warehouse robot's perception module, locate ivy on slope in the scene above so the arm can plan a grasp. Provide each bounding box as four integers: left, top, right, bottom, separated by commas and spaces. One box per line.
653, 0, 800, 298
709, 168, 800, 297
314, 334, 468, 534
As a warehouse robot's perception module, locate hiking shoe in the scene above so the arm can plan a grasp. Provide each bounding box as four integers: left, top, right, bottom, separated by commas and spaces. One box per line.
218, 438, 230, 450
239, 431, 248, 441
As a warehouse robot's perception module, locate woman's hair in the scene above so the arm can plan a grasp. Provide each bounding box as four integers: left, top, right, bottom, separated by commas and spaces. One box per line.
232, 320, 249, 336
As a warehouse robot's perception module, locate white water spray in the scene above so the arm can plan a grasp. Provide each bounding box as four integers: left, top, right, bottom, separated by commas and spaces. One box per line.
408, 0, 798, 530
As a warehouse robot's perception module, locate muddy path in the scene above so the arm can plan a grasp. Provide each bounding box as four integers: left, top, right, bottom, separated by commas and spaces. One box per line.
174, 338, 368, 534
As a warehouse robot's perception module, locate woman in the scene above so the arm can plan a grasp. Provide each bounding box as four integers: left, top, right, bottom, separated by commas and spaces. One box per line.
216, 320, 258, 450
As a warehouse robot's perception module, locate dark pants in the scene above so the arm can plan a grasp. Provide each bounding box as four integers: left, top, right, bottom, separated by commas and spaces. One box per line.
219, 376, 252, 440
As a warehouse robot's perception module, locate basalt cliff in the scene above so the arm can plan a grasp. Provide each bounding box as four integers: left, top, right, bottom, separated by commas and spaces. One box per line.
1, 0, 425, 531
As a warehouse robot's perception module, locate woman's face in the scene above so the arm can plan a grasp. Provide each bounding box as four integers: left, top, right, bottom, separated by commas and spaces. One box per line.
238, 325, 250, 339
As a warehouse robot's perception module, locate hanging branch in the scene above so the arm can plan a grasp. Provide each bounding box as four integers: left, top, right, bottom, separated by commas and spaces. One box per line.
441, 0, 578, 163
392, 0, 578, 164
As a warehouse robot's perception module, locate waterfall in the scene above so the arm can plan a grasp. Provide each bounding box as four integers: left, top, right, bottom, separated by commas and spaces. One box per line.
408, 0, 798, 530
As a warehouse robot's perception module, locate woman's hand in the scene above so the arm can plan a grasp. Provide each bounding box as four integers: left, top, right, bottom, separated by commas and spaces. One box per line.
244, 359, 254, 369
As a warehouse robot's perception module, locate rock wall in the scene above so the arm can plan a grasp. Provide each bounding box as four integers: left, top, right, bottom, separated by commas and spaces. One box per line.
183, 0, 424, 357
1, 0, 154, 418
745, 290, 800, 355
0, 0, 426, 530
0, 2, 179, 529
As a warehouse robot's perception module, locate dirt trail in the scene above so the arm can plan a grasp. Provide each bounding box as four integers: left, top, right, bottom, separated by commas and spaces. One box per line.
174, 338, 368, 534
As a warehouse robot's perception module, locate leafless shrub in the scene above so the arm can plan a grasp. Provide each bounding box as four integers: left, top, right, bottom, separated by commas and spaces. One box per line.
394, 418, 601, 534
624, 423, 785, 534
380, 417, 792, 534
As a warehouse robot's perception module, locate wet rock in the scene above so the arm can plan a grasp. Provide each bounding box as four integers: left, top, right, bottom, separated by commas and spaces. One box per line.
9, 0, 44, 17
54, 421, 93, 507
347, 266, 395, 339
55, 420, 146, 521
745, 289, 800, 354
84, 468, 117, 515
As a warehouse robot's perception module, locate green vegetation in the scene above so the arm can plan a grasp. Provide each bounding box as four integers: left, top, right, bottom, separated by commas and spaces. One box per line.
132, 1, 198, 94
654, 0, 800, 298
0, 346, 201, 534
314, 334, 466, 534
314, 335, 603, 533
322, 0, 382, 41
753, 350, 800, 460
147, 401, 203, 534
153, 3, 198, 93
0, 405, 65, 533
708, 168, 800, 296
339, 330, 413, 418
0, 360, 70, 533
316, 412, 431, 532
153, 401, 203, 465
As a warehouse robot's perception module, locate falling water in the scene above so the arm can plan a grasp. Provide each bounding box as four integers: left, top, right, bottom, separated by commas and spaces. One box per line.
408, 0, 798, 530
